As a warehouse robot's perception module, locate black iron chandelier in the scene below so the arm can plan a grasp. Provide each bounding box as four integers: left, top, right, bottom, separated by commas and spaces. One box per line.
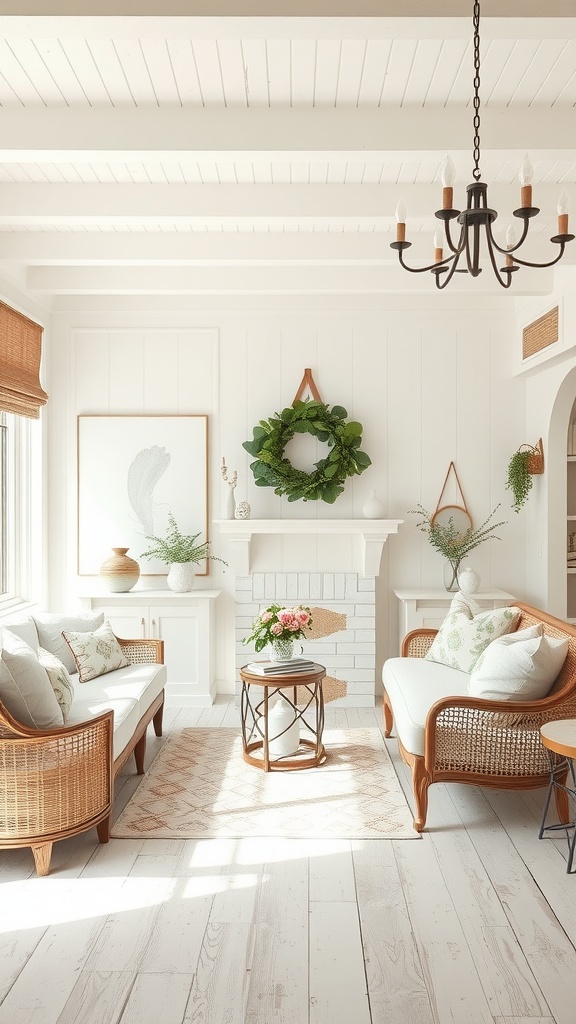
391, 0, 574, 289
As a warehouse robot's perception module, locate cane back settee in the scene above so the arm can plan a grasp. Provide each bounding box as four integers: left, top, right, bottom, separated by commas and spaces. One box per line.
0, 633, 165, 876
382, 602, 576, 832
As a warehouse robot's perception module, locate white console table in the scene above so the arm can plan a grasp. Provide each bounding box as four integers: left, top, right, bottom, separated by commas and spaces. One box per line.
394, 588, 516, 655
78, 587, 221, 707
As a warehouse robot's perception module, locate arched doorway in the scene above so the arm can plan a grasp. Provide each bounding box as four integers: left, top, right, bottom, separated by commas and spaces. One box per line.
547, 365, 576, 618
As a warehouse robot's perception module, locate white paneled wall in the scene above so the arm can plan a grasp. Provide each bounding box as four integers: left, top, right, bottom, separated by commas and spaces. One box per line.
47, 301, 526, 697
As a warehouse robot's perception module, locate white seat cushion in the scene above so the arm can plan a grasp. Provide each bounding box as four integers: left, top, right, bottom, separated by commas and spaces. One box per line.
68, 662, 167, 759
68, 697, 141, 760
382, 657, 469, 757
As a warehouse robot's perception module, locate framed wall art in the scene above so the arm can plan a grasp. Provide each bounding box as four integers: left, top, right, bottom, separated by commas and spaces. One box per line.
77, 414, 208, 576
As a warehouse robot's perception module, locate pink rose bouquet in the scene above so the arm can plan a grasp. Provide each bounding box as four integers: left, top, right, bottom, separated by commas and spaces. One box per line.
243, 603, 313, 653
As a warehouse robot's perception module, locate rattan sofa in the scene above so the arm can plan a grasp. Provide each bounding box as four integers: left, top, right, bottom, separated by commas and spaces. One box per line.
0, 629, 165, 876
382, 602, 576, 832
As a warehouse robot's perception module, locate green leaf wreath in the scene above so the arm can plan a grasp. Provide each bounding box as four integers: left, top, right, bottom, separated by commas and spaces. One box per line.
242, 399, 371, 504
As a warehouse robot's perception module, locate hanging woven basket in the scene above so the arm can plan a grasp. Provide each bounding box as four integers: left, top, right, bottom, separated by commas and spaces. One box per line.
522, 438, 544, 475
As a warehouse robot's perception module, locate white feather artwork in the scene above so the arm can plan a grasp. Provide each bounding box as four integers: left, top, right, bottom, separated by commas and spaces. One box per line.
127, 445, 171, 537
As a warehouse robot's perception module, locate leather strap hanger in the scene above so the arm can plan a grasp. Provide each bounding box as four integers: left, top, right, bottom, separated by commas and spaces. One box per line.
292, 368, 322, 404
432, 462, 472, 528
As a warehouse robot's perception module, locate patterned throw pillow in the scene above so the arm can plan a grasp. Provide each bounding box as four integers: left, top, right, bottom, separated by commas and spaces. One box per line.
62, 621, 130, 683
425, 592, 521, 674
37, 646, 75, 722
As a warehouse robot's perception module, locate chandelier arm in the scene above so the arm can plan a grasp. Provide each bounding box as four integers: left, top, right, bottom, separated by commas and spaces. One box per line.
484, 229, 516, 289
397, 250, 458, 275
486, 217, 530, 256
443, 218, 466, 255
463, 222, 482, 277
433, 256, 463, 290
504, 243, 568, 271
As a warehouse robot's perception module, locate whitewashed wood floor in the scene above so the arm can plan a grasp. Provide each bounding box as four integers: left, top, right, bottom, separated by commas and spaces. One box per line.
0, 698, 575, 1024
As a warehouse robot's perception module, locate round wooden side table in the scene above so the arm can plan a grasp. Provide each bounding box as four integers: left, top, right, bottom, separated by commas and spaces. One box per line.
539, 719, 576, 873
239, 662, 326, 771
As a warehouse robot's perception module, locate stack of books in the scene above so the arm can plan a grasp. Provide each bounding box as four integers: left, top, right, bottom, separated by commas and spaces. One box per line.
246, 657, 316, 676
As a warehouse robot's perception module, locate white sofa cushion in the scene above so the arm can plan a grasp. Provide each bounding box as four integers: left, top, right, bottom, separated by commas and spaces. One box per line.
69, 661, 167, 759
63, 621, 130, 682
0, 627, 63, 729
469, 624, 569, 702
68, 696, 141, 759
382, 656, 469, 757
425, 592, 521, 674
2, 614, 39, 651
33, 611, 105, 675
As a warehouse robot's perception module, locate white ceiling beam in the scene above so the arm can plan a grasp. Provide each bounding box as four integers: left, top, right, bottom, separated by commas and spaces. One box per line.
2, 12, 574, 39
0, 232, 395, 264
3, 230, 573, 266
0, 182, 568, 221
0, 108, 573, 160
24, 262, 555, 296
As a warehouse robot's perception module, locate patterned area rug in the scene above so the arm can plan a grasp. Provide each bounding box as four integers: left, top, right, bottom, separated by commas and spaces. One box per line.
111, 727, 419, 840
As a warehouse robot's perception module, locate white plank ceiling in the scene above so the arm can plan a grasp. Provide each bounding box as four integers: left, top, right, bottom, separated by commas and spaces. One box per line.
0, 8, 575, 297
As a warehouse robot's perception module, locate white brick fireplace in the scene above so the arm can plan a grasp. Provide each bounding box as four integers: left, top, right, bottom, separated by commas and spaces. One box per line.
217, 519, 402, 707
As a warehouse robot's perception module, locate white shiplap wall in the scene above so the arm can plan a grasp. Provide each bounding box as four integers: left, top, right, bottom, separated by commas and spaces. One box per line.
47, 300, 525, 696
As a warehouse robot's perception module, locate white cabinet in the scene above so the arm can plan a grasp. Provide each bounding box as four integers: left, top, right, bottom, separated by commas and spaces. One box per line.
393, 588, 516, 655
79, 589, 221, 707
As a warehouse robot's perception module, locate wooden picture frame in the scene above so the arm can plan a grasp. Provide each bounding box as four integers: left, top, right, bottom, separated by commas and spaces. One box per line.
77, 414, 208, 576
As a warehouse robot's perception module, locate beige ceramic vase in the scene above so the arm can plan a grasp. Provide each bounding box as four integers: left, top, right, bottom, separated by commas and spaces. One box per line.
99, 547, 140, 593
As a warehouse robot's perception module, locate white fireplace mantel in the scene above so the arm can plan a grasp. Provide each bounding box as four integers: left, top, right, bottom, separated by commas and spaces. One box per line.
214, 519, 403, 577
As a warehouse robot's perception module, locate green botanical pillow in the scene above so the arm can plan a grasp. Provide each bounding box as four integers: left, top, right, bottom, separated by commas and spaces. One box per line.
37, 646, 75, 722
62, 621, 130, 683
425, 592, 521, 674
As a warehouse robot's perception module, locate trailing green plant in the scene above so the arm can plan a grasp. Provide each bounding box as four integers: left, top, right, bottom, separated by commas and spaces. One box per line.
140, 512, 227, 566
242, 399, 371, 504
506, 447, 538, 513
409, 503, 507, 589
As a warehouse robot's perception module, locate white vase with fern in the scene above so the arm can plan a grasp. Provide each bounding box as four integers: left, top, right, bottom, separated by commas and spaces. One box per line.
140, 512, 227, 592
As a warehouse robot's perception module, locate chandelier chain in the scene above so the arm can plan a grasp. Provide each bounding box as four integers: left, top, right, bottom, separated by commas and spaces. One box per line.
472, 0, 481, 181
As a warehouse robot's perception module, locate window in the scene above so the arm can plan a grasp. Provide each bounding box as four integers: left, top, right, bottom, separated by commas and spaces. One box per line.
0, 410, 43, 608
0, 412, 6, 595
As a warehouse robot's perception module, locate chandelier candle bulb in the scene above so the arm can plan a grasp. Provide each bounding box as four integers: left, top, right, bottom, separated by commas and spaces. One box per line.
395, 198, 406, 242
441, 156, 455, 209
519, 154, 533, 208
434, 227, 444, 263
505, 224, 516, 267
558, 191, 569, 235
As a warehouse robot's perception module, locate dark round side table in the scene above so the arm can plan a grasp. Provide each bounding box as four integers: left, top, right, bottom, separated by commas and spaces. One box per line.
239, 662, 326, 771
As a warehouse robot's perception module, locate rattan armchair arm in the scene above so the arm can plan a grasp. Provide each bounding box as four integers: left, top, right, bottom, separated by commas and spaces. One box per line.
423, 687, 576, 777
401, 628, 438, 658
0, 700, 114, 872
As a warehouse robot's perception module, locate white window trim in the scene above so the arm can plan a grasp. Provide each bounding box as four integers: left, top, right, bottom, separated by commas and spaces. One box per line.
0, 412, 44, 615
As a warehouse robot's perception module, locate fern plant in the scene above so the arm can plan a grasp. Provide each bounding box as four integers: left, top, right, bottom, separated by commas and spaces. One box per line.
141, 512, 227, 566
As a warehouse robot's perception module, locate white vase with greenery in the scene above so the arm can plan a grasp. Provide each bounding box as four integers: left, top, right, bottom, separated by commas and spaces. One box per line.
409, 504, 506, 592
140, 512, 227, 592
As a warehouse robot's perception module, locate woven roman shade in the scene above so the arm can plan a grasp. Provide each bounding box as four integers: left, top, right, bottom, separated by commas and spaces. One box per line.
0, 301, 48, 418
